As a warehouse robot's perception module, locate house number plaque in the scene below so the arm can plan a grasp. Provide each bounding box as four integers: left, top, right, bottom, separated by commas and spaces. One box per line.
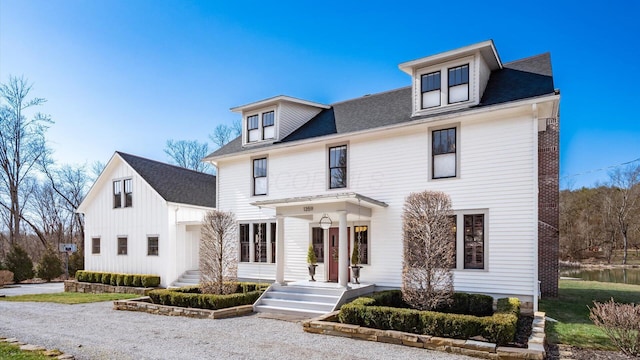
303, 206, 314, 212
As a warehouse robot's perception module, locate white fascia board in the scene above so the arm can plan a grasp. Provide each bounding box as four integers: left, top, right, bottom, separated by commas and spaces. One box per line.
209, 93, 560, 163
399, 40, 501, 75
167, 202, 216, 211
230, 95, 330, 113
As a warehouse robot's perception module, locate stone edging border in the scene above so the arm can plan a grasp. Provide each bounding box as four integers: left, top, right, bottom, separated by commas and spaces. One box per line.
1, 336, 75, 359
302, 311, 547, 360
113, 296, 254, 319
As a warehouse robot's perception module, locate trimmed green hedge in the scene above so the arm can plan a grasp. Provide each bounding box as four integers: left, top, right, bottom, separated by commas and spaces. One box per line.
363, 290, 494, 317
75, 270, 160, 288
148, 282, 268, 310
338, 291, 520, 345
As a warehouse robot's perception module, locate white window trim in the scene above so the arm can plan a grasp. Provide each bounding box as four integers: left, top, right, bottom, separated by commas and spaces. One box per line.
91, 237, 101, 255
452, 209, 489, 272
243, 106, 278, 145
326, 142, 349, 190
117, 236, 128, 256
250, 155, 268, 197
238, 220, 277, 264
428, 123, 460, 181
413, 55, 476, 116
147, 235, 159, 256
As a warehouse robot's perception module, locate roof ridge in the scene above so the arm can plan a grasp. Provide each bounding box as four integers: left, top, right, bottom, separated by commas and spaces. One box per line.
116, 151, 216, 178
503, 52, 550, 66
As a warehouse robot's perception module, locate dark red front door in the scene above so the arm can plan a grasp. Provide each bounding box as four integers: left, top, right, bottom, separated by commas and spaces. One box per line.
328, 227, 350, 282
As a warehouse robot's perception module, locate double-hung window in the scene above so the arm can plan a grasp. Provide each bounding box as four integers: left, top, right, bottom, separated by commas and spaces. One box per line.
448, 64, 469, 103
253, 158, 267, 196
124, 179, 132, 207
262, 111, 275, 139
117, 237, 128, 255
464, 214, 484, 269
239, 224, 250, 262
113, 181, 122, 208
247, 115, 260, 142
329, 145, 347, 189
147, 236, 159, 256
432, 128, 457, 179
92, 238, 101, 255
421, 71, 441, 109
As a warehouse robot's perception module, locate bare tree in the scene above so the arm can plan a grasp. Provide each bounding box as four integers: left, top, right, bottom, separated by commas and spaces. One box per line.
209, 124, 233, 148
164, 139, 212, 173
606, 164, 640, 264
200, 210, 238, 294
402, 190, 455, 311
232, 118, 242, 137
91, 160, 105, 182
0, 76, 52, 246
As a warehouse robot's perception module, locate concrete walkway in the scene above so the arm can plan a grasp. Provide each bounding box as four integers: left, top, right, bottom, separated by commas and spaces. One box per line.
0, 282, 64, 296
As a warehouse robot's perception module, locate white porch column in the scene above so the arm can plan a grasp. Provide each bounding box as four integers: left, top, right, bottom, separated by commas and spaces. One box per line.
275, 215, 285, 285
338, 210, 348, 287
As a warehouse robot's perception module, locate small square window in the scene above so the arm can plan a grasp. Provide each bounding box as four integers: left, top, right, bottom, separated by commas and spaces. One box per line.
117, 237, 128, 255
147, 236, 159, 256
92, 238, 101, 255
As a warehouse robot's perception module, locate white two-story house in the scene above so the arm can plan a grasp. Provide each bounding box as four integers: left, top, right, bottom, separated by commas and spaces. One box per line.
205, 40, 559, 313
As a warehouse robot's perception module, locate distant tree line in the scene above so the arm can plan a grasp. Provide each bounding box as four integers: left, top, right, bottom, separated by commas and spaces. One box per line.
560, 164, 640, 264
0, 75, 237, 281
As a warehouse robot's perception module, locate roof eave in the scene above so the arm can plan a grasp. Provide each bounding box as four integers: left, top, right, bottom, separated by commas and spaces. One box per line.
230, 95, 330, 113
398, 40, 501, 75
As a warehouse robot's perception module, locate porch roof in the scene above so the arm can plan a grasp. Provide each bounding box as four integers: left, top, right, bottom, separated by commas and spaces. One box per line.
250, 192, 388, 209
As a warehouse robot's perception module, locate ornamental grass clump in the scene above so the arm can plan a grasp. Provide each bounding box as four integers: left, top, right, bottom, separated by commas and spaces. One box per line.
589, 298, 640, 357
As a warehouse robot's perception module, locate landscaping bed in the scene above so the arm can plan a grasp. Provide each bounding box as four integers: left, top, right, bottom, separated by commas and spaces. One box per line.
303, 290, 546, 359
113, 296, 254, 319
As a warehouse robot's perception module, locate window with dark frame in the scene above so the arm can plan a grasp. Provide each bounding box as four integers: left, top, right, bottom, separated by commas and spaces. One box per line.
355, 225, 369, 265
421, 71, 441, 109
432, 128, 456, 179
147, 236, 159, 256
312, 227, 324, 263
449, 215, 457, 268
247, 114, 260, 142
270, 222, 276, 263
329, 145, 347, 189
113, 180, 122, 208
92, 238, 100, 255
262, 111, 275, 139
253, 158, 267, 196
448, 64, 469, 103
254, 223, 267, 263
464, 214, 484, 269
117, 237, 128, 255
239, 224, 250, 262
124, 179, 132, 207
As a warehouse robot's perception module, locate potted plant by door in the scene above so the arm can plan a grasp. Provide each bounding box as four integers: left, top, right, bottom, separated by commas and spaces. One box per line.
307, 245, 318, 281
350, 241, 362, 284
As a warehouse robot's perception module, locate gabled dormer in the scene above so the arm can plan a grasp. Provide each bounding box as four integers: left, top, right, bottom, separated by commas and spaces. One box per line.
399, 40, 502, 117
232, 96, 330, 147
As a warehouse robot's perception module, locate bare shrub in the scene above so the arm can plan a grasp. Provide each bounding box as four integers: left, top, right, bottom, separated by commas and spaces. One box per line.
199, 210, 238, 295
589, 298, 640, 357
0, 270, 14, 286
402, 191, 455, 311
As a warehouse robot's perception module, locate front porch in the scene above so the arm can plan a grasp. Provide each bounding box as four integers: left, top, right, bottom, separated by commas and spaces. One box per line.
252, 192, 388, 288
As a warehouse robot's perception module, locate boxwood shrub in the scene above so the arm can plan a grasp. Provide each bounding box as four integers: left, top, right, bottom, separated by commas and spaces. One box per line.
148, 282, 268, 310
75, 270, 160, 288
338, 290, 520, 345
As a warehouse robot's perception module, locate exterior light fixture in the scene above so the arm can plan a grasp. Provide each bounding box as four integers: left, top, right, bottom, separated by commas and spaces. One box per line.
319, 213, 332, 230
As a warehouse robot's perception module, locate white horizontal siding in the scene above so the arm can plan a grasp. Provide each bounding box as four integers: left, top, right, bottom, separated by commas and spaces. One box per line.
219, 107, 538, 299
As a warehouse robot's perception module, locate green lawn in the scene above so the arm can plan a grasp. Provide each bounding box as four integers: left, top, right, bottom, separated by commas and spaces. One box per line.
0, 292, 138, 304
0, 342, 52, 360
539, 279, 640, 350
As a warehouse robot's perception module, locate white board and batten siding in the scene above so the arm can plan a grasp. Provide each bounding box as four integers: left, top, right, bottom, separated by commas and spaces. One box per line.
218, 104, 539, 302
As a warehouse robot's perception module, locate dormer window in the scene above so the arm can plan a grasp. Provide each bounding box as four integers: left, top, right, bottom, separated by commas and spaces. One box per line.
448, 64, 469, 103
262, 111, 275, 139
421, 71, 441, 109
245, 109, 276, 143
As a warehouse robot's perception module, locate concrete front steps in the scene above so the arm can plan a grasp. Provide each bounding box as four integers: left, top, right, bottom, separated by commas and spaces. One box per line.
170, 270, 200, 288
253, 282, 375, 318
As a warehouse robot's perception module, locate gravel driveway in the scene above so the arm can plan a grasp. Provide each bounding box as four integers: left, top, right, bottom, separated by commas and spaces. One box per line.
0, 301, 473, 360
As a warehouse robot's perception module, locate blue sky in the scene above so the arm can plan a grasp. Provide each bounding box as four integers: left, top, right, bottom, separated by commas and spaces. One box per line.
1, 0, 639, 189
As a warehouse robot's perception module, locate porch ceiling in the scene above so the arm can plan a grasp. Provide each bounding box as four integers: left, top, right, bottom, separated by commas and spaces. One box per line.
250, 192, 388, 209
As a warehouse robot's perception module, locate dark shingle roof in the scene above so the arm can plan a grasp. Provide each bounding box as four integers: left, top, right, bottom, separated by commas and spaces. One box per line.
208, 53, 555, 158
117, 152, 216, 208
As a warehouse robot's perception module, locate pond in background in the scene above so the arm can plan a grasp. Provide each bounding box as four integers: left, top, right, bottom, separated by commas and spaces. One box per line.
560, 267, 640, 285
